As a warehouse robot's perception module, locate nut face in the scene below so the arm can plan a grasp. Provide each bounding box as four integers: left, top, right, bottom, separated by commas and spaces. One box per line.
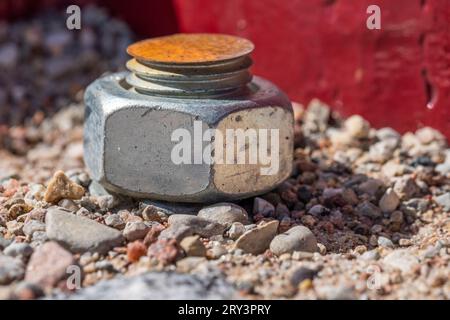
213, 107, 293, 194
84, 72, 293, 202
104, 108, 210, 196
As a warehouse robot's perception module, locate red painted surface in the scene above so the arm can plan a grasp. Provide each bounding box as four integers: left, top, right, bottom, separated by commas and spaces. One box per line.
1, 0, 449, 138
173, 0, 450, 138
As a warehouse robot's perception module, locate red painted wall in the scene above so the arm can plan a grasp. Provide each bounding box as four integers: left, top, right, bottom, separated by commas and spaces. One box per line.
173, 0, 450, 138
1, 0, 449, 138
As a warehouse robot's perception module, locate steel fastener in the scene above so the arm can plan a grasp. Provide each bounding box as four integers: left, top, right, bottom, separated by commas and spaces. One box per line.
84, 33, 294, 203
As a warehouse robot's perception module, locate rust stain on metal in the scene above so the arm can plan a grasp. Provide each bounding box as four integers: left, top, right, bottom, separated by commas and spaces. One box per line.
127, 33, 254, 65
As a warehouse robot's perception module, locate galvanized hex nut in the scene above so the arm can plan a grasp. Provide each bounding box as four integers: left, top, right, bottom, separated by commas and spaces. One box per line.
84, 34, 294, 203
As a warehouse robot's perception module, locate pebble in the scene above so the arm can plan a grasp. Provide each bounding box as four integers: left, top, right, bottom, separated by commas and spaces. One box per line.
288, 266, 318, 287
180, 235, 206, 257
197, 203, 248, 225
308, 204, 329, 217
369, 140, 398, 162
270, 226, 317, 256
377, 236, 394, 248
4, 242, 33, 260
88, 181, 110, 197
292, 251, 314, 260
234, 220, 279, 255
0, 255, 25, 285
361, 249, 380, 261
393, 177, 420, 199
376, 127, 401, 142
316, 284, 356, 300
176, 257, 207, 273
383, 249, 420, 274
434, 192, 450, 211
6, 220, 24, 236
25, 241, 75, 289
344, 115, 370, 139
415, 127, 444, 145
123, 221, 150, 241
0, 236, 12, 250
227, 222, 246, 240
356, 201, 382, 218
141, 205, 167, 223
379, 188, 400, 213
45, 207, 124, 254
147, 239, 182, 265
166, 214, 226, 238
54, 271, 236, 300
104, 214, 126, 230
358, 178, 384, 196
253, 197, 275, 217
43, 171, 85, 204
141, 200, 202, 216
158, 224, 193, 242
11, 282, 45, 300
97, 195, 118, 210
143, 223, 165, 246
57, 199, 79, 212
127, 241, 147, 263
208, 244, 228, 259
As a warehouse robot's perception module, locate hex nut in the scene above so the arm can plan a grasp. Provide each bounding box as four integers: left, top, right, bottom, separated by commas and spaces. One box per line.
84, 72, 293, 202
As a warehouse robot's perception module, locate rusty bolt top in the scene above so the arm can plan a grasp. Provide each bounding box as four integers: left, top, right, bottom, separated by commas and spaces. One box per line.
126, 33, 254, 65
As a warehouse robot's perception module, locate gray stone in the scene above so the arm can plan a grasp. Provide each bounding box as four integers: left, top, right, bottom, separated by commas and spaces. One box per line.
159, 225, 194, 242
379, 188, 400, 213
166, 214, 226, 238
104, 214, 125, 230
53, 271, 237, 299
234, 220, 279, 254
358, 179, 384, 196
434, 192, 450, 212
270, 226, 317, 256
123, 221, 150, 241
141, 200, 202, 216
88, 180, 110, 197
383, 249, 420, 274
288, 266, 318, 286
197, 203, 248, 225
0, 236, 12, 251
45, 207, 123, 254
0, 255, 24, 285
4, 242, 33, 259
394, 177, 420, 199
23, 220, 46, 237
253, 197, 275, 217
227, 222, 246, 240
97, 195, 119, 210
377, 236, 394, 248
316, 284, 356, 300
361, 249, 380, 261
356, 201, 382, 218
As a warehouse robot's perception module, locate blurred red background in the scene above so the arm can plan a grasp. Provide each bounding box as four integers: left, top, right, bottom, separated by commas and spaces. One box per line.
1, 0, 449, 138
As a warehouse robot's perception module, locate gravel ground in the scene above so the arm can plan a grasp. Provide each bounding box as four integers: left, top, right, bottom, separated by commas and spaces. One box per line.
0, 7, 449, 300
0, 99, 448, 300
